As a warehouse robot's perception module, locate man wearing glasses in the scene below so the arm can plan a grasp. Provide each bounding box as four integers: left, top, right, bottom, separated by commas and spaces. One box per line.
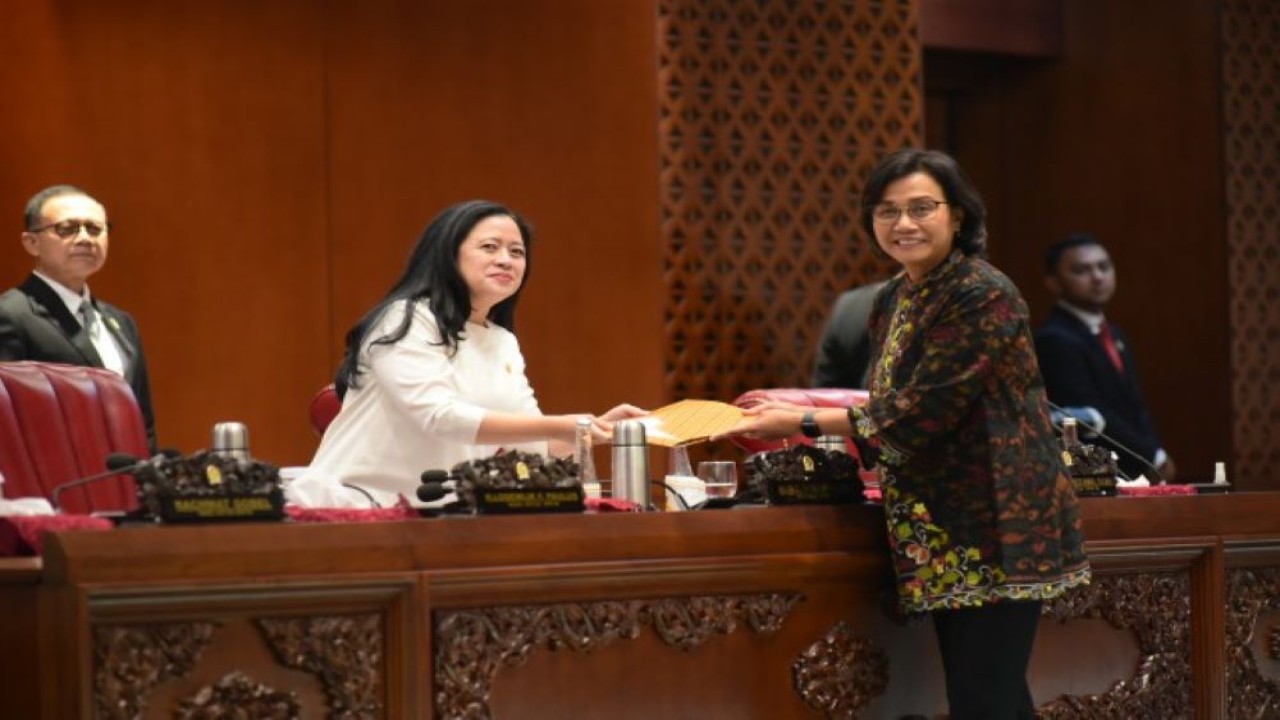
0, 185, 156, 451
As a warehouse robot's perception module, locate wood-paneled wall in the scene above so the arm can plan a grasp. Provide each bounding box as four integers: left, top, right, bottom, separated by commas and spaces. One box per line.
1220, 0, 1280, 492
0, 0, 664, 465
657, 0, 919, 403
0, 0, 1261, 488
925, 0, 1236, 486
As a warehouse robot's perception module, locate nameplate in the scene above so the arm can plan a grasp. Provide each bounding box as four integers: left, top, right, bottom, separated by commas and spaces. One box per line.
154, 489, 286, 523
765, 478, 863, 506
475, 486, 586, 514
1071, 474, 1118, 498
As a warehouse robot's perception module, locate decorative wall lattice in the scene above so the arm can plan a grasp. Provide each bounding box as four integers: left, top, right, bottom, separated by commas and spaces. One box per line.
1220, 0, 1280, 486
658, 0, 920, 402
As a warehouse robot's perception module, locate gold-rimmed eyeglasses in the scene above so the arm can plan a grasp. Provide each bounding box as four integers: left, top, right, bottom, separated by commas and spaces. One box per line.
871, 199, 948, 224
28, 219, 111, 239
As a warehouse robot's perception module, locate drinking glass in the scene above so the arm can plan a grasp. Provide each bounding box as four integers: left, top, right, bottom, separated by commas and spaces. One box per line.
697, 461, 738, 499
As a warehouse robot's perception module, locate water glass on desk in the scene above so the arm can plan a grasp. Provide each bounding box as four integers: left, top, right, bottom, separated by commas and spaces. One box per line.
697, 461, 738, 499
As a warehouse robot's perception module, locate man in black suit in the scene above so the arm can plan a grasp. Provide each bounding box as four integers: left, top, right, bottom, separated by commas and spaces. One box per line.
812, 279, 888, 389
1034, 233, 1173, 481
0, 185, 156, 451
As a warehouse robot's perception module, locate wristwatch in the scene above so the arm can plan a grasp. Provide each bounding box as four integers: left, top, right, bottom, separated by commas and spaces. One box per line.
799, 411, 822, 439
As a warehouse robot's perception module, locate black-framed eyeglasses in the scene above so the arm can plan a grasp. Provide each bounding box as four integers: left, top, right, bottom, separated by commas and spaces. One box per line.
871, 199, 948, 224
29, 219, 111, 239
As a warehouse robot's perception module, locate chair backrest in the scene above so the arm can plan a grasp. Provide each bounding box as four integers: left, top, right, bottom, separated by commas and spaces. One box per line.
730, 387, 871, 459
0, 361, 148, 514
309, 384, 341, 436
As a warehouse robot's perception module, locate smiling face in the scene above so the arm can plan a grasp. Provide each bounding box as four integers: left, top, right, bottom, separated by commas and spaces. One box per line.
871, 171, 964, 281
457, 214, 527, 322
21, 193, 109, 293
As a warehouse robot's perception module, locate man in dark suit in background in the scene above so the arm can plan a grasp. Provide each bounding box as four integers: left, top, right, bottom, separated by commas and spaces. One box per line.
1034, 233, 1174, 481
812, 279, 888, 389
0, 185, 156, 450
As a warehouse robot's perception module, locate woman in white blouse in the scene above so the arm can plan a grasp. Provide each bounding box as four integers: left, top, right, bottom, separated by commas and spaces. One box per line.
290, 199, 643, 507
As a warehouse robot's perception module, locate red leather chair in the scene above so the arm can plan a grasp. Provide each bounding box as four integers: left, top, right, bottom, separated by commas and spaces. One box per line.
0, 361, 148, 514
309, 384, 341, 436
730, 387, 871, 459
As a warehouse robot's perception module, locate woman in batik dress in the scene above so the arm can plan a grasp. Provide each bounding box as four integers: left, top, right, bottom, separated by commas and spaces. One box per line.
720, 148, 1090, 720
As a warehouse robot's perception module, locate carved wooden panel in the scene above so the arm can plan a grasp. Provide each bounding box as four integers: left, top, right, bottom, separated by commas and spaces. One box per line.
257, 614, 383, 720
1221, 0, 1280, 487
93, 621, 219, 720
434, 593, 801, 718
1226, 567, 1280, 718
1037, 572, 1191, 718
174, 670, 301, 719
658, 0, 919, 402
792, 620, 889, 718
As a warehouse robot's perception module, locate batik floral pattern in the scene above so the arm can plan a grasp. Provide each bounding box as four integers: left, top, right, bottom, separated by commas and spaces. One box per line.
852, 252, 1091, 614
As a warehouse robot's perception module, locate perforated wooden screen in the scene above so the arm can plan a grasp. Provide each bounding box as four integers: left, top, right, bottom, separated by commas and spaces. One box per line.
1221, 0, 1280, 484
658, 0, 920, 403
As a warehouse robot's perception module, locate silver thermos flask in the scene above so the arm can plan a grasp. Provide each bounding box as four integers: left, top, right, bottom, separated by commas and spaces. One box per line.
611, 420, 650, 508
212, 421, 251, 460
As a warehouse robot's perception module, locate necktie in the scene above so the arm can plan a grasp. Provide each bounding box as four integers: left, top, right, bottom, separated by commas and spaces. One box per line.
78, 301, 98, 335
77, 300, 129, 376
1098, 321, 1125, 374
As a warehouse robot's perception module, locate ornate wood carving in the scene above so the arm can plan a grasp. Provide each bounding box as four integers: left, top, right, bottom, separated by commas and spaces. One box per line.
1226, 567, 1280, 717
791, 621, 889, 718
258, 614, 383, 720
648, 593, 798, 649
175, 670, 300, 719
434, 593, 802, 718
93, 621, 219, 720
1037, 572, 1191, 718
658, 0, 919, 403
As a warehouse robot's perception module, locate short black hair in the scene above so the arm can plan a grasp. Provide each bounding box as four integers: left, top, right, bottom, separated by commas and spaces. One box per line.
859, 148, 988, 259
24, 185, 96, 230
1044, 232, 1104, 275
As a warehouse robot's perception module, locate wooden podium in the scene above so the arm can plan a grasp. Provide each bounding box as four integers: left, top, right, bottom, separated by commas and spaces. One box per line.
3, 495, 1280, 718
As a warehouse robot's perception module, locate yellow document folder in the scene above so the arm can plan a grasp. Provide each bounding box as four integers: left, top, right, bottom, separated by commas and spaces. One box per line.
640, 399, 744, 447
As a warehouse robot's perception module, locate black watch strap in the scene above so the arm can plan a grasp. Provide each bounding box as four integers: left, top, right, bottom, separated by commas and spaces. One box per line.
800, 411, 822, 438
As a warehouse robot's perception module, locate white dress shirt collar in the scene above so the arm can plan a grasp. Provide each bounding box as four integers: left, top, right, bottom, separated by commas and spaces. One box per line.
34, 269, 93, 315
1057, 300, 1106, 335
33, 270, 127, 377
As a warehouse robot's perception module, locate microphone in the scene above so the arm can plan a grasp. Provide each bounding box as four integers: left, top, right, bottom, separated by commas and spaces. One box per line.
107, 452, 145, 471
1045, 400, 1166, 484
417, 483, 450, 503
417, 469, 456, 504
421, 469, 450, 483
50, 450, 180, 512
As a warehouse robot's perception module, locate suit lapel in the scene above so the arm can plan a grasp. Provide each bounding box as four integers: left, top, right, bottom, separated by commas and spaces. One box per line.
19, 274, 105, 368
1053, 309, 1101, 367
1053, 307, 1131, 386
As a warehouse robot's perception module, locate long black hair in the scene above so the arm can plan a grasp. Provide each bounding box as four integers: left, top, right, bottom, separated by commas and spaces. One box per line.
859, 148, 988, 259
335, 199, 533, 397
